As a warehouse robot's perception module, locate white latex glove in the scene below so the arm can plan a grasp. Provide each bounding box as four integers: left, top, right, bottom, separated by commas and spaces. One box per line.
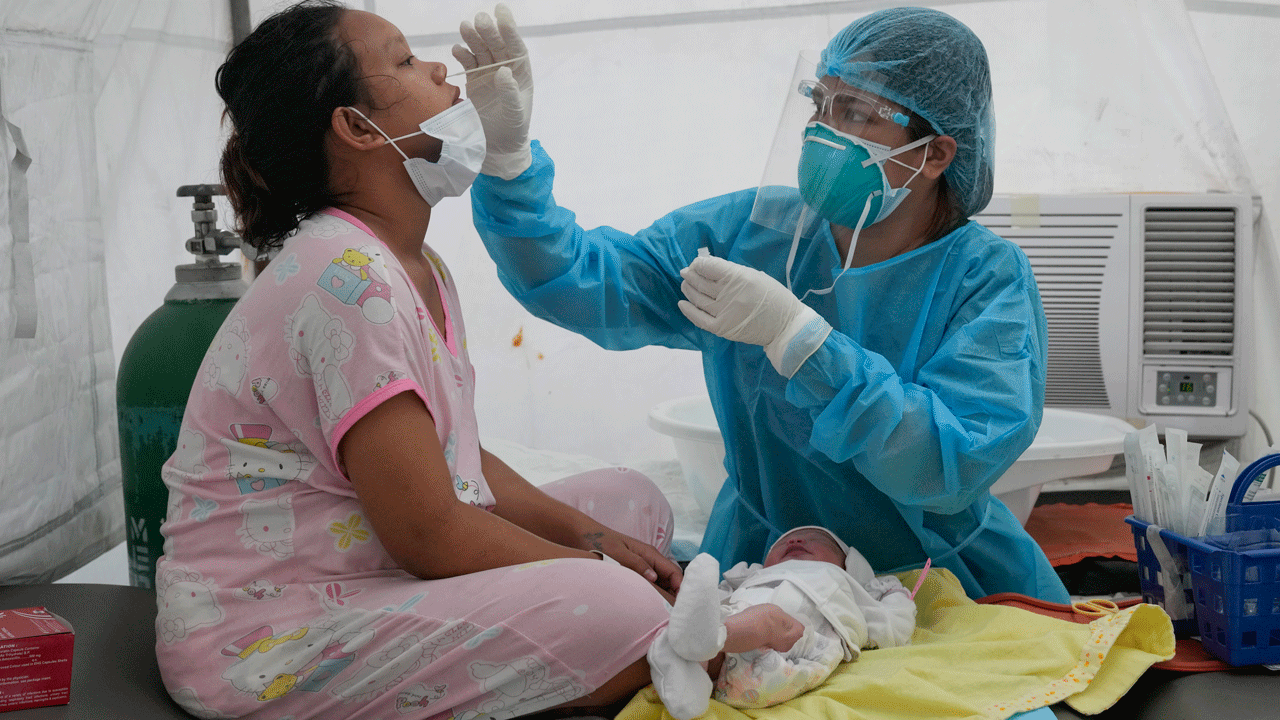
678, 256, 832, 377
452, 4, 532, 180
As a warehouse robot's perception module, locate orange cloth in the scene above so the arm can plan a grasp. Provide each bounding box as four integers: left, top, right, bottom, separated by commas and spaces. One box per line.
1024, 503, 1138, 566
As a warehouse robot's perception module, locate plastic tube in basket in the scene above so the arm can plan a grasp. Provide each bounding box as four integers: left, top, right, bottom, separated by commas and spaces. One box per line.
1123, 429, 1151, 522
1144, 524, 1193, 621
1197, 451, 1240, 537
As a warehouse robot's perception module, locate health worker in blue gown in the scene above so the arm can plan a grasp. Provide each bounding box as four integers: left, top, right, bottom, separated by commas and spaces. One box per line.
456, 4, 1071, 602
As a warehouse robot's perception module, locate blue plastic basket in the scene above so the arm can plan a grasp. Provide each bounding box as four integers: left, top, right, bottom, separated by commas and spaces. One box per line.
1126, 454, 1280, 665
1180, 528, 1280, 665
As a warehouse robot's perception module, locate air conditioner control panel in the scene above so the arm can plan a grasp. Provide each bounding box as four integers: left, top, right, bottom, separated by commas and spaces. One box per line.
1141, 365, 1231, 415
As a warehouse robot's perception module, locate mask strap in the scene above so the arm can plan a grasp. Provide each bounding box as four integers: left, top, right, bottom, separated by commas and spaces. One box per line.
784, 204, 809, 294
890, 144, 931, 195
861, 134, 935, 169
346, 107, 410, 162
800, 191, 874, 302
388, 129, 425, 144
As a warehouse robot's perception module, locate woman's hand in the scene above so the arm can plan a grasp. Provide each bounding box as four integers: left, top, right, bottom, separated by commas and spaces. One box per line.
477, 447, 683, 602
453, 4, 532, 180
582, 528, 683, 602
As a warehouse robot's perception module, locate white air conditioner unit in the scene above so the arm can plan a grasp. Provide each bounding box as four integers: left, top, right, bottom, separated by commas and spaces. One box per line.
974, 193, 1255, 438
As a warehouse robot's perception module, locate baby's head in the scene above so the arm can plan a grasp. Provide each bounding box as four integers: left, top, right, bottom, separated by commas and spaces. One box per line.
763, 526, 876, 586
764, 527, 846, 567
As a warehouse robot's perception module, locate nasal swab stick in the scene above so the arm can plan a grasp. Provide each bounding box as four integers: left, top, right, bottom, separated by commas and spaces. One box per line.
447, 55, 528, 78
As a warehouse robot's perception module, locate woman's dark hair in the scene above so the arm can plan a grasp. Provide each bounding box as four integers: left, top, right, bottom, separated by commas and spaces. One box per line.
216, 0, 368, 254
906, 112, 963, 243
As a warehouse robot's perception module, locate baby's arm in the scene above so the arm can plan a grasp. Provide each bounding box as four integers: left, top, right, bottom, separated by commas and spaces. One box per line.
723, 603, 805, 654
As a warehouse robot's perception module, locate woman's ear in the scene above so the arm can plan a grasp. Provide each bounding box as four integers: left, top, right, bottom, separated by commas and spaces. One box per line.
330, 107, 385, 152
921, 135, 957, 180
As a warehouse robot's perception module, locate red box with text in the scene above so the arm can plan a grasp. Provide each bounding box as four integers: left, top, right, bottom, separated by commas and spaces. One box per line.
0, 607, 73, 712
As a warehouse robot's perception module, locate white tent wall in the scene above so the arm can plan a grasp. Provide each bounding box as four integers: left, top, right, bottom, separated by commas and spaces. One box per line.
1, 0, 1277, 580
96, 0, 235, 361
1190, 0, 1280, 467
280, 0, 1280, 466
0, 0, 130, 583
0, 0, 234, 582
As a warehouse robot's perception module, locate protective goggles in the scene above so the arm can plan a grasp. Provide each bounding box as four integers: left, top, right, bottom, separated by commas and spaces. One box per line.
797, 78, 911, 132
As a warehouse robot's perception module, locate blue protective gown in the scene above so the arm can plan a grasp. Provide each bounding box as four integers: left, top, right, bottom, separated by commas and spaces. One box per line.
472, 142, 1070, 602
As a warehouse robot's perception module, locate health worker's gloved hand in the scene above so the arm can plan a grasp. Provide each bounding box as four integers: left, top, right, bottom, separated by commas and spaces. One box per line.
452, 4, 532, 180
679, 256, 832, 378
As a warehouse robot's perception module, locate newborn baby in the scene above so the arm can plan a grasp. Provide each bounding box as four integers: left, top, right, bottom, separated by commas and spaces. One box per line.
648, 527, 918, 719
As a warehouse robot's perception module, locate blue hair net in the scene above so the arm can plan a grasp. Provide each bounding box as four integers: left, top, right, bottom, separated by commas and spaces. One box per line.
819, 7, 994, 218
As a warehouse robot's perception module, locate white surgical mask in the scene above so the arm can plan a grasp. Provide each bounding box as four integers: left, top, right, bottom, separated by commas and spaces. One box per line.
348, 100, 487, 206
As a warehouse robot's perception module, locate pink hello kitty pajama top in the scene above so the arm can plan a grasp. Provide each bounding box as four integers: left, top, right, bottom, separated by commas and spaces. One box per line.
156, 209, 673, 720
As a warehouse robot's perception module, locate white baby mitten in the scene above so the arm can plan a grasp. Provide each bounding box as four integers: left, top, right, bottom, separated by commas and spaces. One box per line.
864, 576, 917, 649
667, 553, 727, 662
647, 629, 712, 720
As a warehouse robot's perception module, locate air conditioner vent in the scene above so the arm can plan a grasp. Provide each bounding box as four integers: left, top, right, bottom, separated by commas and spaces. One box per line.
1143, 207, 1236, 356
974, 212, 1118, 407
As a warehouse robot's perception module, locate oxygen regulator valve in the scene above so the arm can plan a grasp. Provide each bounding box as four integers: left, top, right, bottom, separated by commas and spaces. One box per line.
170, 185, 251, 300
179, 184, 242, 259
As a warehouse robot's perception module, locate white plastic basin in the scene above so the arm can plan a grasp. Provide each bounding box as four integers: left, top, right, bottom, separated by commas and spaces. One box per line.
648, 395, 1134, 525
647, 395, 728, 516
989, 408, 1135, 523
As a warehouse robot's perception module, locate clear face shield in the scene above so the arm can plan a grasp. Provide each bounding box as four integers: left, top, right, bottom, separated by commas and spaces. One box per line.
751, 52, 933, 297
752, 51, 926, 234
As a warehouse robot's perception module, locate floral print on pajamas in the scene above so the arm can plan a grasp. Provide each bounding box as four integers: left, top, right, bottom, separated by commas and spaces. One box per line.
156, 209, 673, 719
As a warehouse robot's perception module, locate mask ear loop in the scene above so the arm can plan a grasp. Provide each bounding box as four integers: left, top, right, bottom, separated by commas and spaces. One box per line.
388, 129, 426, 145
860, 134, 935, 169
864, 134, 934, 222
892, 148, 929, 194
346, 107, 411, 162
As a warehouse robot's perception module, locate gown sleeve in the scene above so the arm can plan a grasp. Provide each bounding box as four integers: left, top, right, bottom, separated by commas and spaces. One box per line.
786, 245, 1046, 515
474, 142, 1045, 522
470, 141, 750, 352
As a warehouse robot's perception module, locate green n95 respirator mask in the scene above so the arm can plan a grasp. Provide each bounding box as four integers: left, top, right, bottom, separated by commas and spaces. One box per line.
797, 121, 934, 231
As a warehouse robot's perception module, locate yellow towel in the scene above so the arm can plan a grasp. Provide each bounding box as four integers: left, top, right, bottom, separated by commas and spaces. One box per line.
619, 568, 1175, 720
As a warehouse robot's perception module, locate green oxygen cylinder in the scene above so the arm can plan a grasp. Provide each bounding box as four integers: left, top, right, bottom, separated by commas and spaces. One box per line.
116, 185, 249, 588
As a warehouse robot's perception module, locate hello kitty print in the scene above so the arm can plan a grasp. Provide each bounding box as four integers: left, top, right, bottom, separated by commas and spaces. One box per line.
155, 208, 518, 718
160, 207, 491, 572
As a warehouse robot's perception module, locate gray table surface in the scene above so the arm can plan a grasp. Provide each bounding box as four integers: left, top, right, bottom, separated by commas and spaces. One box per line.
0, 583, 190, 719
2, 583, 1275, 720
1051, 665, 1280, 719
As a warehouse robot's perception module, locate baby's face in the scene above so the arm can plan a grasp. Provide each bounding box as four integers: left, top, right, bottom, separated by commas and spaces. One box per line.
764, 529, 846, 567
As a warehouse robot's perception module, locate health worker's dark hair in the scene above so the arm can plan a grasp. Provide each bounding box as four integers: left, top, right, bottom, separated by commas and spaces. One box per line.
215, 0, 368, 254
906, 112, 962, 243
